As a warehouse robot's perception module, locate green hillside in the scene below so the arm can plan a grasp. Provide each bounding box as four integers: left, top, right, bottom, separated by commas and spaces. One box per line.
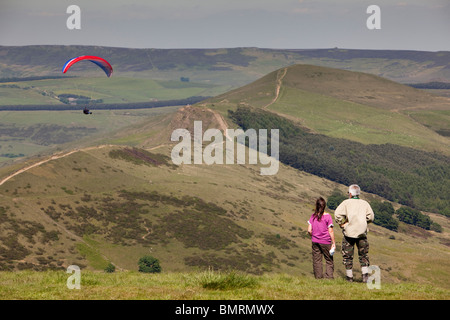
0, 106, 449, 295
206, 64, 450, 155
227, 105, 450, 216
0, 62, 449, 299
203, 64, 450, 216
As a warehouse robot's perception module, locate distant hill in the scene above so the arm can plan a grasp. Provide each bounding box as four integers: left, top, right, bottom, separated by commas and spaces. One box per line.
205, 64, 450, 155
1, 46, 449, 88
203, 64, 450, 215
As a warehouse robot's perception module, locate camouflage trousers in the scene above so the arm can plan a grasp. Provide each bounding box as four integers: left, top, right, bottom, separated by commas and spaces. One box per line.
341, 236, 370, 270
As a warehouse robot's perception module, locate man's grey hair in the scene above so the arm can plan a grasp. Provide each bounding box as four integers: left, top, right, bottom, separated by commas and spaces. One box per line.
349, 184, 361, 196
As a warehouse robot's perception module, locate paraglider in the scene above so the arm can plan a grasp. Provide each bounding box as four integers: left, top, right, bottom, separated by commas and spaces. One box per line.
62, 55, 113, 114
62, 55, 113, 77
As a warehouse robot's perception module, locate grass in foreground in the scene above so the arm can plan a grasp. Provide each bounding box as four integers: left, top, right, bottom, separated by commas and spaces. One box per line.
0, 270, 448, 300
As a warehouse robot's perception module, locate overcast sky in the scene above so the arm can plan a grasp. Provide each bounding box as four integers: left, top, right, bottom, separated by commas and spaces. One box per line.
0, 0, 449, 51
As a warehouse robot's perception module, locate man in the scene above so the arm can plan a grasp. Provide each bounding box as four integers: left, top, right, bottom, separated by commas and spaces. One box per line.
334, 184, 374, 283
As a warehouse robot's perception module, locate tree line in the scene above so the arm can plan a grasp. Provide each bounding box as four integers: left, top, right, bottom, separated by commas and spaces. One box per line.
0, 75, 74, 83
327, 189, 442, 233
407, 82, 450, 89
228, 106, 450, 217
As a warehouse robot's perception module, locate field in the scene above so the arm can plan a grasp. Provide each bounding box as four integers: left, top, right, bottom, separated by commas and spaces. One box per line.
270, 87, 449, 153
0, 106, 180, 166
0, 270, 448, 300
0, 77, 225, 105
407, 109, 450, 137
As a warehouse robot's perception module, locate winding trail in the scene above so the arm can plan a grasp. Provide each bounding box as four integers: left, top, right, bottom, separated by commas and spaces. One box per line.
142, 222, 151, 240
0, 145, 112, 187
263, 67, 287, 109
209, 109, 231, 141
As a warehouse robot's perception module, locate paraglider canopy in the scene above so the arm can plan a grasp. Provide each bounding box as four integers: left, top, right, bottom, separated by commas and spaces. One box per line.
62, 55, 113, 77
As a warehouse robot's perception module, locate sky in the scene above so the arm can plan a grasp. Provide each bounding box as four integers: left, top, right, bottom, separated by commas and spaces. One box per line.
0, 0, 449, 51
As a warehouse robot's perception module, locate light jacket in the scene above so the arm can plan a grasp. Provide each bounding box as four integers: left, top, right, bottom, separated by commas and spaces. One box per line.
334, 197, 374, 238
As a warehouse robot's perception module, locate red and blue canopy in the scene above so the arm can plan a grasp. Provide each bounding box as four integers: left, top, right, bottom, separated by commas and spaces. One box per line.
62, 55, 113, 77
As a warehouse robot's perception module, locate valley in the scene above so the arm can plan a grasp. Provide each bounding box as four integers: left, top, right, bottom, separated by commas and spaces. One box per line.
0, 47, 449, 298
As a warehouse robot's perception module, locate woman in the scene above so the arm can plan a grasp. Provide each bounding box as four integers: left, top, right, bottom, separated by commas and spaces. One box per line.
307, 197, 336, 279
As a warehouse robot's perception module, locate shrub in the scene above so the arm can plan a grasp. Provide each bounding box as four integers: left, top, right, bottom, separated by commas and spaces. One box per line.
430, 222, 443, 233
104, 263, 116, 273
396, 206, 431, 230
374, 211, 399, 231
41, 230, 60, 243
327, 189, 347, 210
138, 255, 161, 273
371, 200, 398, 231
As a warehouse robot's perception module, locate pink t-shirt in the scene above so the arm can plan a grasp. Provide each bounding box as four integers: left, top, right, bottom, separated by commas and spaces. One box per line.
308, 213, 333, 244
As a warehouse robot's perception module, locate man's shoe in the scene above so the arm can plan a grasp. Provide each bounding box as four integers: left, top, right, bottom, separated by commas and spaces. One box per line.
346, 276, 353, 282
362, 273, 369, 283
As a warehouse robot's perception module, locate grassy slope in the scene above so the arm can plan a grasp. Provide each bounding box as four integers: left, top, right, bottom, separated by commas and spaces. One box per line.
0, 107, 449, 297
0, 270, 447, 300
205, 64, 450, 155
0, 63, 449, 299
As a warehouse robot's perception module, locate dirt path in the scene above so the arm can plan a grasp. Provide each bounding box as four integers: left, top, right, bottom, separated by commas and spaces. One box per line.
142, 222, 151, 240
263, 67, 287, 109
0, 145, 112, 187
209, 109, 231, 141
